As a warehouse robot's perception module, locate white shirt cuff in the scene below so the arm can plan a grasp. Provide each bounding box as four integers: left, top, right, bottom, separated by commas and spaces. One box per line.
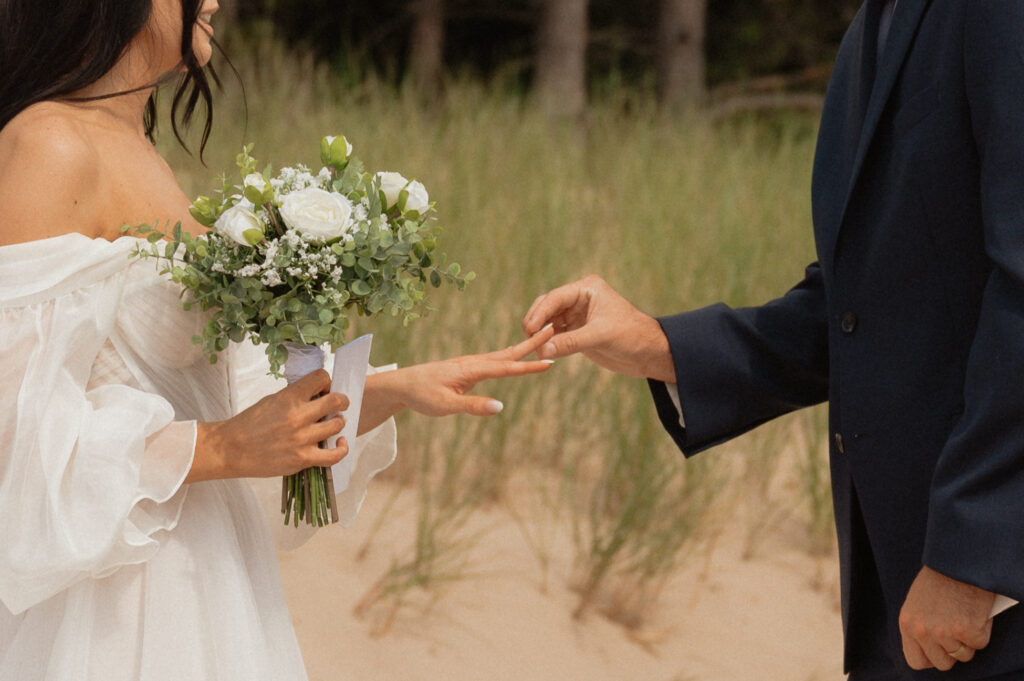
664, 383, 686, 428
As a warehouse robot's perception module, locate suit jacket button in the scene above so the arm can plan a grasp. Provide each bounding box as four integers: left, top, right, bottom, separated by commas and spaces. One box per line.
834, 432, 846, 454
841, 312, 858, 334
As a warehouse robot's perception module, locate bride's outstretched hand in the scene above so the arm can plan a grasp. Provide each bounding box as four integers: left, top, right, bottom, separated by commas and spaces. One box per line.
359, 324, 556, 431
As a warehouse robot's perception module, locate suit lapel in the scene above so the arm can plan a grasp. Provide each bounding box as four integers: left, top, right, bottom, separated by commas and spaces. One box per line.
827, 0, 930, 264
855, 0, 882, 137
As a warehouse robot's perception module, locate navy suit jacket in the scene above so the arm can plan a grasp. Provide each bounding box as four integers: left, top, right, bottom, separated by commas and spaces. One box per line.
650, 2, 1024, 677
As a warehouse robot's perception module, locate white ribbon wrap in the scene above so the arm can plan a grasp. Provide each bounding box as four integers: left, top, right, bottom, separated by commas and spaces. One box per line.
280, 339, 373, 503
282, 343, 325, 384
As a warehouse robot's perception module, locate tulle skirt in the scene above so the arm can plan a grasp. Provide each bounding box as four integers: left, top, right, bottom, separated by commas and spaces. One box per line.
0, 479, 308, 681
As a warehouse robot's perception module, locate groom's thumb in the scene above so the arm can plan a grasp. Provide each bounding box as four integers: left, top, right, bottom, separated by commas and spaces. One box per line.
537, 328, 592, 360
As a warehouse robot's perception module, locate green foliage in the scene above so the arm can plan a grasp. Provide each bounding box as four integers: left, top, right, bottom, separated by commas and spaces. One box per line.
127, 137, 469, 377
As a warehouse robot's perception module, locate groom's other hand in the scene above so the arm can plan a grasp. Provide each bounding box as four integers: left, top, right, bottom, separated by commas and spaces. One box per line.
522, 274, 675, 382
898, 566, 995, 671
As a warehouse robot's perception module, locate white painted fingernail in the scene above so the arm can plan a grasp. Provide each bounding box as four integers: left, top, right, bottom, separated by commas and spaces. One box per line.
541, 359, 556, 365
486, 400, 504, 414
541, 323, 554, 332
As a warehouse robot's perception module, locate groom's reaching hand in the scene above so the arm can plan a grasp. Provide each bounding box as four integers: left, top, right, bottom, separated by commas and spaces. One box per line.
522, 275, 676, 383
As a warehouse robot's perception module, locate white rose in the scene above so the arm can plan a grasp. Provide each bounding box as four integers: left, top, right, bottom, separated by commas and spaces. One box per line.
376, 172, 430, 213
244, 173, 267, 192
404, 179, 430, 214
375, 172, 407, 208
215, 202, 265, 246
279, 187, 354, 240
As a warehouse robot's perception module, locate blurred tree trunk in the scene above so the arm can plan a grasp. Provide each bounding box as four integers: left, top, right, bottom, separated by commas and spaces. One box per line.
409, 0, 445, 94
535, 0, 588, 118
217, 0, 239, 28
657, 0, 707, 111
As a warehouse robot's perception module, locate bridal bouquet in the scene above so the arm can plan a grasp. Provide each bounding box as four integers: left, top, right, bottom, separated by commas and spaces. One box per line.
126, 135, 470, 526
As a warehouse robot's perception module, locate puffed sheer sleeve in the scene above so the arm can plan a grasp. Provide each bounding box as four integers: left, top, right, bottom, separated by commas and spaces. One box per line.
0, 238, 195, 614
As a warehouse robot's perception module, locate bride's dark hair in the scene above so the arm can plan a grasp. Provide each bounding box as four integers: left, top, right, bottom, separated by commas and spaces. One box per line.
0, 0, 221, 155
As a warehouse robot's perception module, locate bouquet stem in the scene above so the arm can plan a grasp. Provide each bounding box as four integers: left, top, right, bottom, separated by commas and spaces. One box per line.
281, 343, 339, 527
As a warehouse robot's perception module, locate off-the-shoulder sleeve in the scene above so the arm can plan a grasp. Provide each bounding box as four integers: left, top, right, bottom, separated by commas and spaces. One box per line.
0, 267, 195, 614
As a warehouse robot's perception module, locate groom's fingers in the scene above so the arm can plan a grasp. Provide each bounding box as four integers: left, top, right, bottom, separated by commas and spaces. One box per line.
902, 637, 933, 670
536, 327, 597, 360
522, 293, 555, 336
523, 280, 589, 336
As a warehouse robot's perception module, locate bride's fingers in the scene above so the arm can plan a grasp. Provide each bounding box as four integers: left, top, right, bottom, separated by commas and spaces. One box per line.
307, 414, 346, 444
487, 359, 555, 378
459, 358, 554, 386
432, 360, 552, 416
490, 324, 556, 361
447, 394, 506, 416
301, 437, 349, 469
303, 391, 349, 423
288, 369, 333, 400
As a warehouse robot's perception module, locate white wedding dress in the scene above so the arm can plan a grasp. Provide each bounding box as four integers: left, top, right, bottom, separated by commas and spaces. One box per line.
0, 234, 396, 681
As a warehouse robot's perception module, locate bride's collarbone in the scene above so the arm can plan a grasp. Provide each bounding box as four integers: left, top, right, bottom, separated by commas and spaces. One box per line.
102, 155, 196, 234
75, 124, 192, 237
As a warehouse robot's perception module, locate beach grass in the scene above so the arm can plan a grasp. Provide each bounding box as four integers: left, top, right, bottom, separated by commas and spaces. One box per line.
159, 32, 831, 629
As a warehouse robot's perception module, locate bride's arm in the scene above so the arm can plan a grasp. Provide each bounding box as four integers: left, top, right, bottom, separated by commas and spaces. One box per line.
189, 323, 553, 483
357, 325, 555, 434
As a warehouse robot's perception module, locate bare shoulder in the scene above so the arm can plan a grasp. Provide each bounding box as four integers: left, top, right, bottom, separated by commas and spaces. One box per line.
0, 103, 102, 246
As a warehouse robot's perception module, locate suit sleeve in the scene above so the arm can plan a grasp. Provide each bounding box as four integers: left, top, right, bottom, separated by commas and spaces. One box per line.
921, 1, 1024, 600
649, 262, 830, 455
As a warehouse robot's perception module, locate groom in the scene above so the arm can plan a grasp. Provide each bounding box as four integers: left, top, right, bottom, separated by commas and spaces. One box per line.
523, 2, 1024, 679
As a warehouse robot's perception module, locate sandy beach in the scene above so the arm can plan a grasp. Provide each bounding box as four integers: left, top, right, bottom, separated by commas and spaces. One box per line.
278, 478, 844, 681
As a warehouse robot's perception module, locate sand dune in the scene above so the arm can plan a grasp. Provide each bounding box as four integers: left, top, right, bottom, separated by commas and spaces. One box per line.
279, 479, 844, 681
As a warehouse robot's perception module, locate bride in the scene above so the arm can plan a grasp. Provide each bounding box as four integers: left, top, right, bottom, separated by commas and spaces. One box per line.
0, 1, 553, 679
